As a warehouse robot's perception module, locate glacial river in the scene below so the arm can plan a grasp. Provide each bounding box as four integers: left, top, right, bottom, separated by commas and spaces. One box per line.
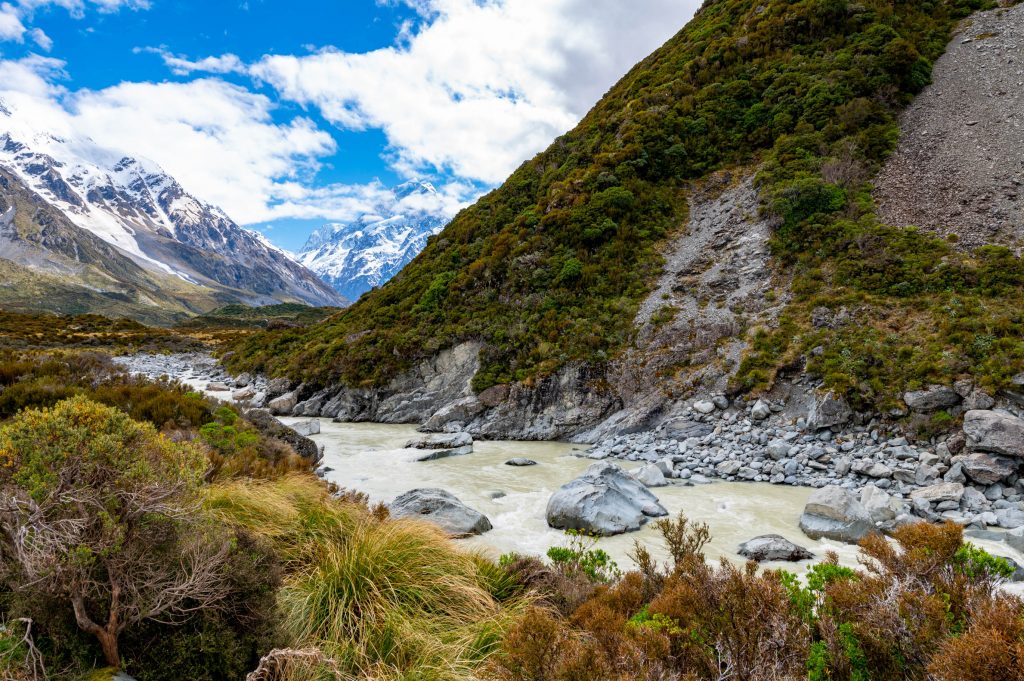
280, 418, 1024, 584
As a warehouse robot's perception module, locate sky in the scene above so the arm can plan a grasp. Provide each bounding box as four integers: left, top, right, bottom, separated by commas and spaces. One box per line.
0, 0, 701, 251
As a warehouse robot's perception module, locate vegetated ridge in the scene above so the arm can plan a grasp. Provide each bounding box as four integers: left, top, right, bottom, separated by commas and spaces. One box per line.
229, 0, 1024, 439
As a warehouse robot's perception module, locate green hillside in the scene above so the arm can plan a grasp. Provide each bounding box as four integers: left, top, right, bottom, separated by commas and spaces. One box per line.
229, 0, 1022, 409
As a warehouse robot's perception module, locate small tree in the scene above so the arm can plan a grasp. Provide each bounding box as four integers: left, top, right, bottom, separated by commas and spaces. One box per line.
0, 396, 231, 669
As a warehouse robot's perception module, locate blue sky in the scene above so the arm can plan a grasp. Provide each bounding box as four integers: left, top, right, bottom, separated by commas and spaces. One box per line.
0, 0, 700, 251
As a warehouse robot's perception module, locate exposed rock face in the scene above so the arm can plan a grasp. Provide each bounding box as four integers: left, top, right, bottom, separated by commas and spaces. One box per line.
738, 535, 814, 562
243, 408, 320, 462
808, 392, 852, 430
963, 410, 1024, 459
290, 419, 320, 437
546, 463, 668, 536
874, 3, 1024, 250
960, 452, 1017, 485
903, 386, 961, 412
798, 486, 874, 543
389, 489, 492, 537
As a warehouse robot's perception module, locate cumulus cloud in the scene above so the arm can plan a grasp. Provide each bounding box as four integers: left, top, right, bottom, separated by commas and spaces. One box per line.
249, 0, 701, 184
0, 0, 148, 46
0, 1, 701, 230
135, 46, 246, 77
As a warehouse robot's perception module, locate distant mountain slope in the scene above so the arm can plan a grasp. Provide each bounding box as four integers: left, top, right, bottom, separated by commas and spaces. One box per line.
298, 182, 446, 301
231, 0, 1024, 439
0, 100, 345, 321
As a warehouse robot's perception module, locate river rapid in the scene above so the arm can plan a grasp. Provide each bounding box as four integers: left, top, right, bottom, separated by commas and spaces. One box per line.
280, 418, 1024, 586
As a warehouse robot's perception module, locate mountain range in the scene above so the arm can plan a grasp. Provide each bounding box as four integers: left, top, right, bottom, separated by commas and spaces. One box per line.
297, 181, 447, 301
0, 97, 345, 324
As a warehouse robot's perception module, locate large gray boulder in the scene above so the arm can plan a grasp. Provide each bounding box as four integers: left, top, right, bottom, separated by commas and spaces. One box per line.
960, 452, 1017, 485
546, 463, 668, 536
421, 396, 486, 432
404, 432, 474, 461
808, 392, 852, 430
389, 488, 492, 537
910, 482, 964, 504
903, 385, 960, 412
290, 419, 321, 437
405, 432, 473, 449
798, 486, 874, 543
635, 464, 669, 488
738, 535, 814, 562
963, 410, 1024, 459
268, 391, 299, 415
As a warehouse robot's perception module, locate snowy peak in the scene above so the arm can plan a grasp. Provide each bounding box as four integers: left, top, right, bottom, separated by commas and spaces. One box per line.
298, 182, 448, 301
0, 98, 345, 311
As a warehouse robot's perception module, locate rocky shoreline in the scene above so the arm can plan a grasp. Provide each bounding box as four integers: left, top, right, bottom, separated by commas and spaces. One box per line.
114, 352, 1024, 556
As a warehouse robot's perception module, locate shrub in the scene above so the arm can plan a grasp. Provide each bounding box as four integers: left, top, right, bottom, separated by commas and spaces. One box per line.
0, 397, 231, 670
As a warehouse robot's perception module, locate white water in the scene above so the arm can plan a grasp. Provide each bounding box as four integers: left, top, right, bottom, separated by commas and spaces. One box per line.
282, 418, 1024, 585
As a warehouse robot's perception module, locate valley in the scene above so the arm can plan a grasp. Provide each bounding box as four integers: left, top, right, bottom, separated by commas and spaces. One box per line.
2, 0, 1024, 679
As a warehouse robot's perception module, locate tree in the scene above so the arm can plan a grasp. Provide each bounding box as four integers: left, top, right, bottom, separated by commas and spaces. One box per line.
0, 396, 231, 669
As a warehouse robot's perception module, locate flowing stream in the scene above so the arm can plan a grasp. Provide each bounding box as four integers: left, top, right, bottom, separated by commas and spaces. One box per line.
281, 418, 1024, 585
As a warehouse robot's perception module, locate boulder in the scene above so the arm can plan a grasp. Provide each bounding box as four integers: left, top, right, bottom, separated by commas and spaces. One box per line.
693, 400, 716, 414
505, 458, 537, 467
268, 391, 299, 415
546, 463, 668, 536
290, 419, 321, 437
766, 439, 791, 460
1007, 527, 1024, 554
910, 482, 965, 504
738, 535, 814, 562
409, 446, 474, 462
389, 488, 492, 536
808, 392, 852, 430
266, 377, 292, 397
960, 452, 1017, 485
635, 464, 668, 488
798, 486, 874, 543
663, 420, 714, 440
243, 408, 319, 461
406, 432, 474, 450
207, 381, 230, 392
421, 396, 486, 431
963, 410, 1024, 459
232, 386, 257, 401
860, 486, 896, 523
903, 385, 960, 412
750, 400, 771, 421
233, 372, 252, 388
995, 508, 1024, 530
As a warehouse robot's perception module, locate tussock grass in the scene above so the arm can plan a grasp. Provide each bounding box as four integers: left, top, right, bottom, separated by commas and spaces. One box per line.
207, 474, 524, 681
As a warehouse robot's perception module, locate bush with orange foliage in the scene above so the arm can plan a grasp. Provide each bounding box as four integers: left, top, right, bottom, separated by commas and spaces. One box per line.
489, 516, 1024, 681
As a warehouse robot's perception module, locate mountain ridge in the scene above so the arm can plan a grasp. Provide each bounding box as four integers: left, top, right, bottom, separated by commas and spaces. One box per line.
0, 98, 346, 322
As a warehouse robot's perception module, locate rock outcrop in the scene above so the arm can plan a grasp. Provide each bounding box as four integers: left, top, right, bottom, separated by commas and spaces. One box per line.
738, 535, 814, 562
546, 463, 668, 536
798, 486, 874, 543
389, 488, 492, 537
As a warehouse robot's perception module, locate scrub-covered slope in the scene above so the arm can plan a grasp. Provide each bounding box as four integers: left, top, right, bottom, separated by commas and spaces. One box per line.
231, 0, 1023, 432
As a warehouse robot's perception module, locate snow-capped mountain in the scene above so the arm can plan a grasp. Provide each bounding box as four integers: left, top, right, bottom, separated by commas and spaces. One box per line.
0, 96, 345, 321
298, 181, 447, 300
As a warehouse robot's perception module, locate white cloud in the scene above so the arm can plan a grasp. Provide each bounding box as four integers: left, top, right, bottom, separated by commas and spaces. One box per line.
135, 46, 245, 76
0, 3, 27, 42
0, 0, 701, 232
0, 0, 148, 46
250, 0, 702, 184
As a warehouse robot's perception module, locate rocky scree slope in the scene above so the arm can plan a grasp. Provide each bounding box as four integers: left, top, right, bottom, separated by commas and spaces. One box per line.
0, 101, 344, 322
229, 0, 1024, 442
